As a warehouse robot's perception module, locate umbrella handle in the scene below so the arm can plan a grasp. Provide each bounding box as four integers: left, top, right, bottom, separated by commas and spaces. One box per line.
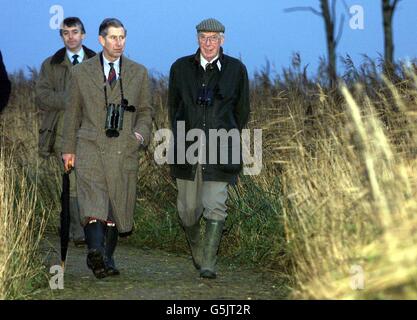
63, 155, 74, 173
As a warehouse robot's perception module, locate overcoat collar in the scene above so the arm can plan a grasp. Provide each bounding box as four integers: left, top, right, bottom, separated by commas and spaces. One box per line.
50, 45, 96, 65
191, 47, 225, 71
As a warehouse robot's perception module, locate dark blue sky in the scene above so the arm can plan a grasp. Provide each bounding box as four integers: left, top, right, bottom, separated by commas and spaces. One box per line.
2, 0, 416, 77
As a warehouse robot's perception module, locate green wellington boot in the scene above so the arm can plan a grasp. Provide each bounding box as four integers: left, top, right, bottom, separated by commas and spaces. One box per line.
184, 221, 203, 270
200, 219, 224, 279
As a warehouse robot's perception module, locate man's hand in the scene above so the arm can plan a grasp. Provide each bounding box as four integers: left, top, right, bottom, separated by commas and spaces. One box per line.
134, 132, 144, 145
62, 153, 75, 172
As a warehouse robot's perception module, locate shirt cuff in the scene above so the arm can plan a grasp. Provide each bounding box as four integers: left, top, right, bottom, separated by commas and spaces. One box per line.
134, 132, 144, 145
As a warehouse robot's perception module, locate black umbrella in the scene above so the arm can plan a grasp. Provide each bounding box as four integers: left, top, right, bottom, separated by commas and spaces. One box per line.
60, 171, 70, 270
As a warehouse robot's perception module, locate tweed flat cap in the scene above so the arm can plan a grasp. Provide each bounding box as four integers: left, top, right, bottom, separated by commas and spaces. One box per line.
196, 18, 225, 33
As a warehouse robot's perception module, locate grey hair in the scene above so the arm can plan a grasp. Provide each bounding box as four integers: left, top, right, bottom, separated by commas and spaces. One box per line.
197, 32, 225, 41
99, 18, 127, 37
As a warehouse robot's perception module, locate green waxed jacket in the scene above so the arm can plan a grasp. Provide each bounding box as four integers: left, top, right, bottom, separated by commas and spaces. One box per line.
168, 48, 250, 184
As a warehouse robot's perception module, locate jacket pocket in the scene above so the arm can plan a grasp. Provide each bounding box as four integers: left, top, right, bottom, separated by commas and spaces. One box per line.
217, 140, 242, 174
123, 133, 140, 171
38, 111, 60, 158
125, 132, 142, 153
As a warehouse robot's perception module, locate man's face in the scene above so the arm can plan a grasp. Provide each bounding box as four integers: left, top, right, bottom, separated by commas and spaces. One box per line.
99, 27, 126, 61
61, 25, 85, 52
198, 32, 224, 62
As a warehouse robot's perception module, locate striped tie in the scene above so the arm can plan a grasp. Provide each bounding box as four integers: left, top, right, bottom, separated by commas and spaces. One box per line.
108, 62, 116, 88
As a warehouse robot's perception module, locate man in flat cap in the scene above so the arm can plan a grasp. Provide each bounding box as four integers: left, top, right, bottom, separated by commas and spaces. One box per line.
168, 18, 250, 279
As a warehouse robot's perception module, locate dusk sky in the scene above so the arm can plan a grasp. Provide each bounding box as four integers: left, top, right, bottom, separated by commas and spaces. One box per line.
1, 0, 416, 77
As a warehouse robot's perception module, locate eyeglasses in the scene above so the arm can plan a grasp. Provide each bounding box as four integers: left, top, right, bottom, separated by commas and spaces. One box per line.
198, 34, 221, 43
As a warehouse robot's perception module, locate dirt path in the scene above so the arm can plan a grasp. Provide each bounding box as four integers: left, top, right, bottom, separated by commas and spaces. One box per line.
30, 234, 288, 300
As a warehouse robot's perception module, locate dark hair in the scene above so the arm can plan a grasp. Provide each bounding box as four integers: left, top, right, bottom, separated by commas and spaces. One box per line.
59, 17, 86, 36
99, 18, 127, 37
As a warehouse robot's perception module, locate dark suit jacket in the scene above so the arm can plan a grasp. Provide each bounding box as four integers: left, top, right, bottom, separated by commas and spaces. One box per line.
0, 50, 11, 113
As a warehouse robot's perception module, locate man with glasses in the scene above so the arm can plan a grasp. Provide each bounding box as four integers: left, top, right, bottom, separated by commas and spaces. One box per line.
35, 17, 96, 247
168, 18, 250, 279
62, 18, 153, 279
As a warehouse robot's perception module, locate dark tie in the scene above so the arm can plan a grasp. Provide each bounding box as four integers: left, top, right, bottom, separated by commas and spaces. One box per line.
205, 62, 214, 71
108, 62, 116, 89
72, 54, 79, 65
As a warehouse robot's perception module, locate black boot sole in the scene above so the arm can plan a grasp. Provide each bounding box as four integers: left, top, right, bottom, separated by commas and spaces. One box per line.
87, 250, 107, 279
200, 269, 217, 279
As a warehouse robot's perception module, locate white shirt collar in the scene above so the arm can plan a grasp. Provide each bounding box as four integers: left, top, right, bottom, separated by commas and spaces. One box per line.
67, 47, 85, 64
102, 53, 121, 79
200, 54, 221, 71
102, 54, 120, 69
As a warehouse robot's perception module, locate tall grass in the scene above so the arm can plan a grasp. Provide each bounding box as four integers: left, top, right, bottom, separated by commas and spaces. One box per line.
3, 57, 417, 299
0, 70, 52, 299
269, 58, 417, 298
0, 146, 48, 299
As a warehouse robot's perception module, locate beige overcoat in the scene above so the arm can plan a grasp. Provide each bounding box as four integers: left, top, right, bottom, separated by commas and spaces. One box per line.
62, 54, 153, 233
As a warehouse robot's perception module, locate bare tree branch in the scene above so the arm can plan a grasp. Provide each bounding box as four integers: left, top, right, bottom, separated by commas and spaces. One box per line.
286, 0, 342, 87
284, 6, 322, 17
383, 0, 402, 75
335, 14, 345, 46
331, 0, 337, 23
391, 0, 401, 11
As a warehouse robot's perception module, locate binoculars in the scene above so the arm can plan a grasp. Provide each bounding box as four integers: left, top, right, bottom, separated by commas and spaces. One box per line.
105, 99, 136, 138
196, 86, 214, 108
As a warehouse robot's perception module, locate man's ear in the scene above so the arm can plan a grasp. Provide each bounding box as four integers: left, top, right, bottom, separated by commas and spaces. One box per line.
81, 33, 86, 41
98, 35, 105, 47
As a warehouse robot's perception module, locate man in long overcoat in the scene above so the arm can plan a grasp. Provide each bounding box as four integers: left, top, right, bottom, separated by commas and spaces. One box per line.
35, 17, 96, 246
62, 18, 153, 278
